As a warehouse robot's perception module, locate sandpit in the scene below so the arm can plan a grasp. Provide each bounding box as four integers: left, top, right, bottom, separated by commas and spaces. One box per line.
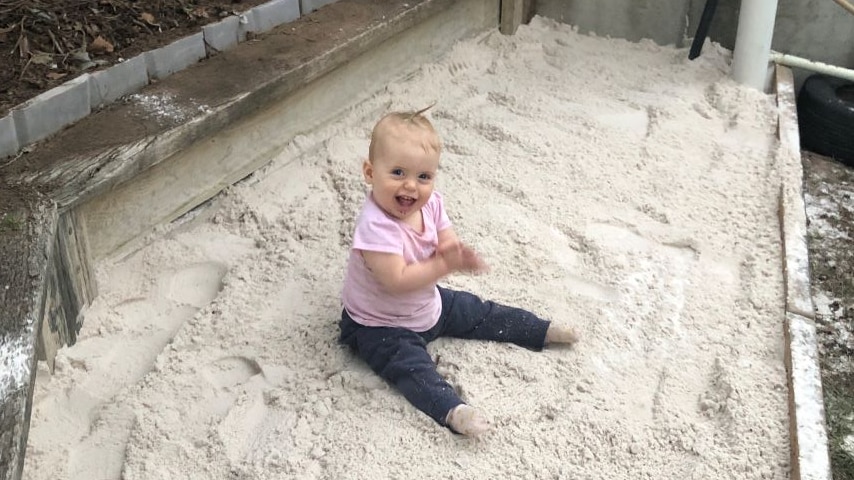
24, 17, 789, 480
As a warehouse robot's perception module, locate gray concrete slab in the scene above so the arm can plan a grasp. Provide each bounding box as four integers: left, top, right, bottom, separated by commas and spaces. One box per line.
89, 54, 149, 110
203, 15, 241, 53
0, 115, 19, 160
12, 75, 91, 148
300, 0, 339, 13
145, 32, 207, 81
251, 0, 301, 33
237, 11, 259, 42
537, 0, 690, 47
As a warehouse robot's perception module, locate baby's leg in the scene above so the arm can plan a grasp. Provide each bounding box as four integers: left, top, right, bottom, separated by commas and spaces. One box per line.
437, 287, 578, 350
352, 326, 490, 436
437, 287, 549, 348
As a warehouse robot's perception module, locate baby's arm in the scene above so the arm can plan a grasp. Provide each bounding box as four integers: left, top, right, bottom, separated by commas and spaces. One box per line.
362, 228, 487, 295
361, 250, 453, 294
437, 227, 460, 252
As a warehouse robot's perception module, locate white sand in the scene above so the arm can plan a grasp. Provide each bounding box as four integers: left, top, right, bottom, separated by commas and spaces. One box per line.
24, 17, 790, 480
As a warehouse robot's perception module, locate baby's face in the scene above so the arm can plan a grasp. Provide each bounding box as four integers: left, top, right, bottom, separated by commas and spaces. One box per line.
364, 132, 440, 222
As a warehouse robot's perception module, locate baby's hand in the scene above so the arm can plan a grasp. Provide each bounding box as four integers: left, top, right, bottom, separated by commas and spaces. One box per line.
459, 244, 489, 273
438, 241, 489, 274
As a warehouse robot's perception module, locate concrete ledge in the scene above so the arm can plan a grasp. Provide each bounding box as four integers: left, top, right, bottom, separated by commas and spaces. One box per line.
301, 0, 339, 13
237, 11, 258, 41
775, 65, 832, 480
145, 32, 207, 80
12, 75, 91, 147
89, 54, 148, 110
203, 15, 241, 53
251, 0, 302, 33
0, 116, 18, 160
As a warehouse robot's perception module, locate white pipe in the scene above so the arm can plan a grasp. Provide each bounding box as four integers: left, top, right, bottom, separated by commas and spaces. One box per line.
831, 0, 854, 16
731, 0, 779, 90
770, 51, 854, 83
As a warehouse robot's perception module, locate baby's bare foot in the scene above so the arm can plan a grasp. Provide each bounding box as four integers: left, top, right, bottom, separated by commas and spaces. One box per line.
446, 405, 491, 437
545, 324, 580, 346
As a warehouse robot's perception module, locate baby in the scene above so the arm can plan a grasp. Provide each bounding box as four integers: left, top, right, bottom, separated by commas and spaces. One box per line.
338, 107, 579, 437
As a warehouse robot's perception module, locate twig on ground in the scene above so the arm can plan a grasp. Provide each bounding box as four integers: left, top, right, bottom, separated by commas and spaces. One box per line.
18, 52, 33, 79
47, 27, 62, 54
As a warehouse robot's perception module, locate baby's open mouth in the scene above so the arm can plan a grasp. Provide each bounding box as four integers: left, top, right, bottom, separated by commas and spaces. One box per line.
396, 195, 416, 207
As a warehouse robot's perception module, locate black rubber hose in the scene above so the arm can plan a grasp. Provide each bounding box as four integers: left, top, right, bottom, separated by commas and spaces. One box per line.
689, 0, 720, 60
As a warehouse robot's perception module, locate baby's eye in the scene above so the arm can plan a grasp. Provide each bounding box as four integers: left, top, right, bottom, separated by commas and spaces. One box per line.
418, 173, 433, 181
391, 168, 404, 176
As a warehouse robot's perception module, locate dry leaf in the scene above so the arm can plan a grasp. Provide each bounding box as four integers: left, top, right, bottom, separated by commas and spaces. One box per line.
89, 35, 114, 54
140, 12, 157, 25
18, 35, 30, 58
30, 52, 53, 65
192, 7, 210, 18
46, 72, 68, 80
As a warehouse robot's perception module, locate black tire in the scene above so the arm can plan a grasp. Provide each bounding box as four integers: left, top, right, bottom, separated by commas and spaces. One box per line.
797, 74, 854, 167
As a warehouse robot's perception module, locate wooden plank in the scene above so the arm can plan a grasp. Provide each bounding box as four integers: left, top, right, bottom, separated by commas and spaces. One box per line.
775, 64, 832, 480
0, 192, 55, 480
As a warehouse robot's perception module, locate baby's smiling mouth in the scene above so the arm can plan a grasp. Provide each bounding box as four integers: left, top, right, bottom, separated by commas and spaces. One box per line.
396, 195, 416, 208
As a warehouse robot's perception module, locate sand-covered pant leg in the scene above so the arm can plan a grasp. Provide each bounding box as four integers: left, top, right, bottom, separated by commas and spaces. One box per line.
339, 313, 464, 426
435, 286, 550, 350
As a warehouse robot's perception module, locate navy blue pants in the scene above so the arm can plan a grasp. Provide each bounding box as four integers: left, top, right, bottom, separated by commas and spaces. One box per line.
338, 286, 550, 427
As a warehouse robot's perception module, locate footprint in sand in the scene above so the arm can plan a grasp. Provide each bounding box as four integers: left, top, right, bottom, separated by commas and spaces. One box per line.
198, 356, 290, 466
549, 226, 620, 303
203, 356, 265, 390
40, 261, 228, 480
156, 261, 227, 308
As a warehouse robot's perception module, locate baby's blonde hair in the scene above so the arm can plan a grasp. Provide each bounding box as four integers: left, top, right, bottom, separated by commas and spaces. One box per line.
369, 105, 442, 162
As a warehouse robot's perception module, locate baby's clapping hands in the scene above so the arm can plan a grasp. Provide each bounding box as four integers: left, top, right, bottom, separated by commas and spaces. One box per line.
438, 240, 489, 274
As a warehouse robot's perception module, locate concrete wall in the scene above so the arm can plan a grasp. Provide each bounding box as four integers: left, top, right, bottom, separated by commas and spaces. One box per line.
537, 0, 692, 47
537, 0, 854, 89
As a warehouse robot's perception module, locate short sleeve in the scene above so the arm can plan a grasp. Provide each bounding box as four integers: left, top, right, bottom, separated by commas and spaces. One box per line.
352, 211, 404, 255
432, 191, 453, 232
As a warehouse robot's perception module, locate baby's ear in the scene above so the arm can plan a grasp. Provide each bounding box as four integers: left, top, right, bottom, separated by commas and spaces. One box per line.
362, 158, 374, 184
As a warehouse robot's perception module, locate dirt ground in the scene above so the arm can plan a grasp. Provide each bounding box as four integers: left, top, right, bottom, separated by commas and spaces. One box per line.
803, 152, 854, 480
0, 0, 271, 118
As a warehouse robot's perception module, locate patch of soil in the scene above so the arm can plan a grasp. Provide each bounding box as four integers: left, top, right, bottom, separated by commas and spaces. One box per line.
0, 0, 271, 118
803, 151, 854, 480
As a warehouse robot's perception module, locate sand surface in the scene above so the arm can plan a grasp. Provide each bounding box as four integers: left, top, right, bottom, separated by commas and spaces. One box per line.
24, 17, 790, 480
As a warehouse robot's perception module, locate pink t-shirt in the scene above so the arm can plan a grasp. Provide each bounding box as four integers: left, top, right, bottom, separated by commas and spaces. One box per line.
342, 191, 452, 332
